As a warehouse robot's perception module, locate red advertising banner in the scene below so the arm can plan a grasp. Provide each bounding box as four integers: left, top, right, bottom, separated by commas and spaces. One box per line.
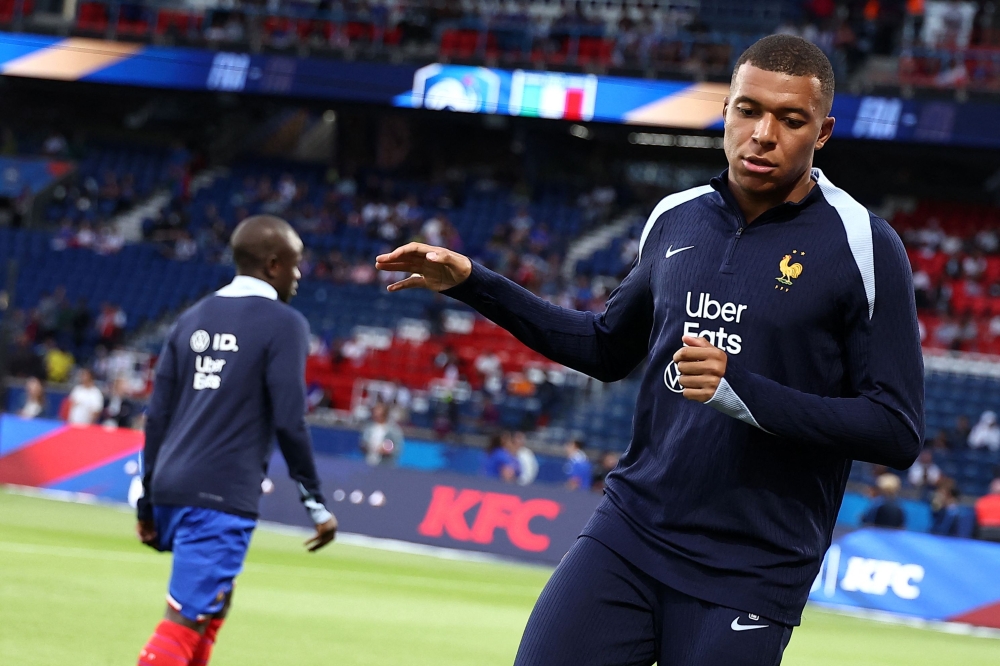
260, 454, 602, 564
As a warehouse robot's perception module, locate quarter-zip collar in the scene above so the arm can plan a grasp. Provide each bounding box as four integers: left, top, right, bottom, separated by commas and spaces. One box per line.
710, 167, 824, 226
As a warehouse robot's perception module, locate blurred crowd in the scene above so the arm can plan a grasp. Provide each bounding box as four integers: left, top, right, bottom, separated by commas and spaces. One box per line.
13, 365, 144, 430
854, 406, 1000, 540
863, 469, 1000, 542
96, 0, 917, 81
6, 285, 129, 382
150, 168, 619, 313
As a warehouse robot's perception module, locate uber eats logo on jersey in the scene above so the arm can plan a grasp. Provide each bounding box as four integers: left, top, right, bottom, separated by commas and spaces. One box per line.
664, 293, 747, 393
190, 330, 239, 391
683, 292, 746, 354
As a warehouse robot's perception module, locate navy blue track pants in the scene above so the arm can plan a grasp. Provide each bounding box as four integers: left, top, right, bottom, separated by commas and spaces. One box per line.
514, 536, 793, 666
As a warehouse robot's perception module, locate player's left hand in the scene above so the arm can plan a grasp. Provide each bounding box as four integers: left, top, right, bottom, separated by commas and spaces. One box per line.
673, 336, 727, 403
305, 515, 338, 552
136, 520, 157, 549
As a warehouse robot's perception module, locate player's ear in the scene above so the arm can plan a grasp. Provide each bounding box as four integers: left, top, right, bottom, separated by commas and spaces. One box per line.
815, 116, 835, 150
264, 253, 280, 278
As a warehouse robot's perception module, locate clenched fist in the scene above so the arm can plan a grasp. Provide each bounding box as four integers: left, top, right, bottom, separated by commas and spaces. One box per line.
672, 336, 728, 403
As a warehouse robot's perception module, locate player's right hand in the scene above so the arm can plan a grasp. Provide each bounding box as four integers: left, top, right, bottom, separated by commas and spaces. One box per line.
136, 520, 157, 549
375, 242, 472, 292
305, 515, 338, 553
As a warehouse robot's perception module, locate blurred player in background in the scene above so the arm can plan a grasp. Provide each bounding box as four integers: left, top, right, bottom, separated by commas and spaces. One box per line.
135, 215, 338, 666
377, 35, 923, 665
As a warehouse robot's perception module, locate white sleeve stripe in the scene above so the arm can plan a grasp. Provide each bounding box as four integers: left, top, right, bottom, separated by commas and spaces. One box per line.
814, 168, 876, 319
705, 378, 772, 433
637, 185, 715, 262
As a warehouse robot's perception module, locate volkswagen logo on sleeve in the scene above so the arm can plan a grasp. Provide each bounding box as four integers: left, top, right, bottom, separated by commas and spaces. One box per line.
664, 361, 684, 393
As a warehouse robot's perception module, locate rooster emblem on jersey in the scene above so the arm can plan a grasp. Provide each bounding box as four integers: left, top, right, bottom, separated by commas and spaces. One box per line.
776, 251, 804, 286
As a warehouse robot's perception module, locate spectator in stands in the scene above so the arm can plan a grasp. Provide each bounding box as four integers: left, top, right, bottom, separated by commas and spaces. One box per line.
434, 345, 461, 385
968, 410, 1000, 452
360, 402, 404, 466
931, 485, 972, 537
923, 0, 978, 49
929, 429, 951, 452
564, 438, 592, 491
75, 222, 97, 249
478, 396, 500, 429
908, 449, 942, 492
861, 474, 906, 529
100, 377, 138, 429
911, 267, 934, 309
950, 414, 972, 449
484, 432, 520, 483
591, 451, 620, 492
42, 131, 68, 157
933, 316, 960, 349
66, 368, 104, 426
36, 288, 62, 340
474, 349, 503, 394
975, 478, 1000, 542
18, 377, 46, 419
42, 338, 74, 383
513, 431, 538, 486
95, 302, 126, 347
9, 334, 45, 379
71, 297, 91, 350
173, 231, 198, 261
95, 224, 125, 255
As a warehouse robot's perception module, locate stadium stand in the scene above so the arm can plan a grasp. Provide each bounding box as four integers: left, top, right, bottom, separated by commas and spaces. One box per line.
5, 138, 1000, 502
45, 142, 189, 226
0, 0, 868, 81
1, 0, 999, 528
0, 228, 232, 356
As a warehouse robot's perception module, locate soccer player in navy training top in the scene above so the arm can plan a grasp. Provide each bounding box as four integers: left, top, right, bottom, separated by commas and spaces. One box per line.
135, 215, 338, 666
376, 35, 924, 665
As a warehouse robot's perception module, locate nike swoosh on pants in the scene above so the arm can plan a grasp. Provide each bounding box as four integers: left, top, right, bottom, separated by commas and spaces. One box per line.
731, 618, 769, 631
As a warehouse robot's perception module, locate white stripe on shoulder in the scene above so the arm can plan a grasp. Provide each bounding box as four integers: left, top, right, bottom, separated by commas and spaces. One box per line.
638, 185, 714, 261
814, 168, 875, 319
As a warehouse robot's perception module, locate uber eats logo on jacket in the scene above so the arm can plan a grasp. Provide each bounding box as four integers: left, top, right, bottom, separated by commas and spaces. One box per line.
664, 292, 748, 393
190, 330, 239, 391
682, 292, 747, 354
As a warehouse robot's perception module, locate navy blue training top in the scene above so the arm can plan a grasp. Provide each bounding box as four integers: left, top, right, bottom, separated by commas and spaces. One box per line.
444, 168, 924, 626
139, 276, 331, 525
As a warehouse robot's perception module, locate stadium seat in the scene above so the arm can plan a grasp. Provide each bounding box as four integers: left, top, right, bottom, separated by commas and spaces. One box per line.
75, 1, 109, 34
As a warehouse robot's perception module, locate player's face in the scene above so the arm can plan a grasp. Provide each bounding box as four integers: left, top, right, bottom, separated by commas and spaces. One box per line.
274, 232, 304, 303
723, 64, 835, 199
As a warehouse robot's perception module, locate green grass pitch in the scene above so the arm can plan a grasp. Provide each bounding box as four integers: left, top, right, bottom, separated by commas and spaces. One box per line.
1, 489, 997, 665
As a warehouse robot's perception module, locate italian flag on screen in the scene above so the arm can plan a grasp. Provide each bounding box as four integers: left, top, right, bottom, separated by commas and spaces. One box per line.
509, 71, 598, 122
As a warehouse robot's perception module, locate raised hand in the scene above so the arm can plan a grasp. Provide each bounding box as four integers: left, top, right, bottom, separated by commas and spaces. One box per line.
672, 336, 728, 403
375, 242, 473, 293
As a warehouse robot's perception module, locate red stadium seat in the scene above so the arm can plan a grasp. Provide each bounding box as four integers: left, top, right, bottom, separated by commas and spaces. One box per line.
442, 29, 480, 60
345, 21, 374, 44
263, 16, 294, 43
577, 37, 612, 67
117, 6, 150, 38
76, 2, 109, 33
0, 0, 34, 24
154, 10, 201, 37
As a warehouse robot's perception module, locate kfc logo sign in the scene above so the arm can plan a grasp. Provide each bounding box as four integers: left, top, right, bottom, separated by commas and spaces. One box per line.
417, 486, 562, 552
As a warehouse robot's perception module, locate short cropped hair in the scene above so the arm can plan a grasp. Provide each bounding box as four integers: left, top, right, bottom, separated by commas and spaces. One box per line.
733, 35, 835, 111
